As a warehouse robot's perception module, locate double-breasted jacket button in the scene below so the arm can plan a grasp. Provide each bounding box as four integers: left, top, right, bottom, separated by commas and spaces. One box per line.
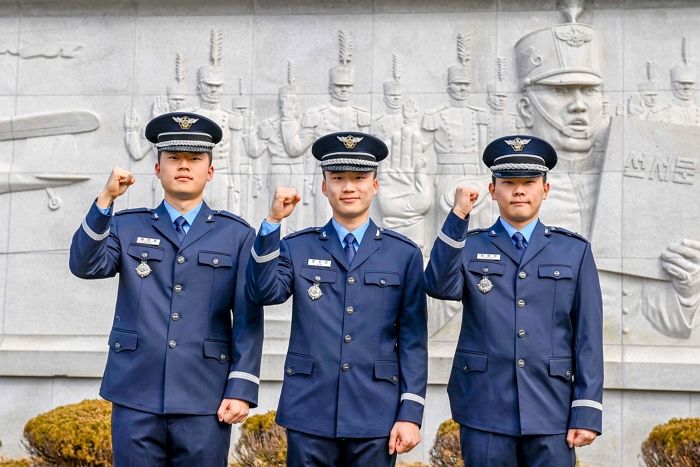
177, 256, 185, 264
341, 363, 350, 372
518, 271, 527, 279
174, 284, 183, 293
517, 359, 526, 368
517, 299, 525, 308
168, 340, 177, 349
347, 276, 356, 285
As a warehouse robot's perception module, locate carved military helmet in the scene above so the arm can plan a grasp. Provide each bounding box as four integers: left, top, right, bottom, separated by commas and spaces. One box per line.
146, 111, 223, 153
483, 134, 557, 178
312, 132, 388, 172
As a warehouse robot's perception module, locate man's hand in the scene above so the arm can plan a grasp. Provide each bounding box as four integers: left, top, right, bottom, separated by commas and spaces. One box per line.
97, 167, 135, 209
217, 398, 249, 425
566, 428, 597, 448
267, 186, 301, 223
661, 239, 700, 300
388, 421, 421, 455
452, 186, 479, 219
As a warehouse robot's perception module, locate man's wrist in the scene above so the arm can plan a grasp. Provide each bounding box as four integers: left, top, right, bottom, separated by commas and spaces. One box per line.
96, 192, 115, 209
266, 215, 282, 224
451, 207, 470, 219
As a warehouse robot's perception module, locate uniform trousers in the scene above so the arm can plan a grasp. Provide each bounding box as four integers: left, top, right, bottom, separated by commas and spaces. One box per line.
286, 429, 396, 467
460, 425, 575, 467
111, 403, 231, 467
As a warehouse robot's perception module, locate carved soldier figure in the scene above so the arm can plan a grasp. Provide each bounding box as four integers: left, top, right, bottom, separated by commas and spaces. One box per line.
281, 30, 371, 225
421, 34, 490, 227
628, 62, 668, 121
230, 79, 260, 220
372, 54, 404, 144
486, 57, 520, 141
659, 37, 700, 126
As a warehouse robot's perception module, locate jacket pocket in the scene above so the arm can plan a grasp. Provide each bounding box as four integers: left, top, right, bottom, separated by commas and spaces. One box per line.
374, 360, 400, 384
539, 265, 573, 280
284, 352, 314, 376
203, 339, 230, 364
549, 358, 574, 382
299, 266, 337, 283
108, 329, 138, 352
364, 272, 401, 287
466, 261, 505, 276
453, 350, 488, 374
126, 244, 165, 261
198, 252, 233, 268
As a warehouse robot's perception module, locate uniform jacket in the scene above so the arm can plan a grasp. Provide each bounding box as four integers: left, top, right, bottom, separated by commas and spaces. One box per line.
425, 212, 603, 436
245, 219, 428, 438
69, 201, 263, 415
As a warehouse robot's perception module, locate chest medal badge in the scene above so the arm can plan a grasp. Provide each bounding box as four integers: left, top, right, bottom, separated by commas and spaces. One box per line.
135, 260, 152, 278
308, 276, 323, 301
477, 276, 493, 294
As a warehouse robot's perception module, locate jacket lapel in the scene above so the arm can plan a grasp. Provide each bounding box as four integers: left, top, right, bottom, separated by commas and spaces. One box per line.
519, 221, 550, 268
178, 202, 216, 252
150, 202, 181, 248
347, 219, 381, 274
319, 220, 349, 271
488, 220, 521, 264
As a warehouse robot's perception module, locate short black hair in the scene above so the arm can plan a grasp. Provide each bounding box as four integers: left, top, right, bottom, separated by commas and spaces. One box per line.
322, 169, 378, 180
491, 173, 547, 184
157, 150, 213, 164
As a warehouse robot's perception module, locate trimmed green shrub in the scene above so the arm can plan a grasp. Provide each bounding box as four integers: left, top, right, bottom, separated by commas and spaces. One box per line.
641, 418, 700, 467
22, 399, 112, 467
430, 418, 463, 467
232, 411, 286, 466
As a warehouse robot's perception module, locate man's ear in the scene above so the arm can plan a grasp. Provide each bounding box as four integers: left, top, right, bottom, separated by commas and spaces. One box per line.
207, 163, 214, 181
517, 96, 534, 128
321, 178, 328, 198
155, 163, 161, 178
488, 182, 496, 199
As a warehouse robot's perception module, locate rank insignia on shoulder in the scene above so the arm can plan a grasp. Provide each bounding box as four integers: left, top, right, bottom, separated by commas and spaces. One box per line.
135, 260, 152, 278
477, 253, 500, 261
308, 259, 332, 268
308, 283, 323, 300
477, 276, 493, 294
136, 237, 161, 246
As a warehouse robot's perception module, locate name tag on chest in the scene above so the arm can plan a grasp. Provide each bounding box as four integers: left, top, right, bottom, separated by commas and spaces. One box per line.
308, 259, 331, 268
136, 237, 161, 246
477, 253, 500, 261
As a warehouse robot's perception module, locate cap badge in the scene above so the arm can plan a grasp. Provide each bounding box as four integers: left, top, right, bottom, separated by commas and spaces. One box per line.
337, 135, 364, 149
555, 26, 593, 48
504, 137, 531, 152
172, 116, 199, 130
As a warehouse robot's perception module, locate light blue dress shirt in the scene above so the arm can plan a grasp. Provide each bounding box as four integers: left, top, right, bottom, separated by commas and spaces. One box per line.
98, 200, 202, 234
499, 217, 538, 248
260, 218, 370, 252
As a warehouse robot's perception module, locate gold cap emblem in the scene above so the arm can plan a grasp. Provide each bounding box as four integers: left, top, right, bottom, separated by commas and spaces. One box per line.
504, 137, 531, 152
172, 116, 199, 130
337, 135, 364, 149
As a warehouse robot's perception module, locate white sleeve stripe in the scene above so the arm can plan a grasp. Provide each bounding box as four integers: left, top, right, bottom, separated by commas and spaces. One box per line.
228, 371, 260, 385
571, 399, 602, 411
438, 230, 466, 249
81, 219, 110, 241
400, 393, 426, 406
251, 246, 280, 263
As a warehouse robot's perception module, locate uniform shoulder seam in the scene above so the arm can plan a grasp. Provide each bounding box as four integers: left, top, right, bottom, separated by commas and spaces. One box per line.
213, 210, 252, 228
547, 226, 589, 242
114, 207, 151, 216
284, 226, 320, 239
381, 229, 417, 247
467, 228, 489, 236
425, 104, 449, 115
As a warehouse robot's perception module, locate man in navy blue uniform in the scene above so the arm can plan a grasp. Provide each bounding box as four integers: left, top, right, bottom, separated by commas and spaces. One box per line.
425, 135, 603, 466
245, 132, 427, 466
69, 112, 263, 466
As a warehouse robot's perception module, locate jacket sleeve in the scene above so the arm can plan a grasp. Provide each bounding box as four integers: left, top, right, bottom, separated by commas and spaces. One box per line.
396, 247, 428, 426
424, 211, 470, 300
224, 227, 264, 407
69, 201, 120, 279
245, 225, 294, 306
569, 242, 604, 434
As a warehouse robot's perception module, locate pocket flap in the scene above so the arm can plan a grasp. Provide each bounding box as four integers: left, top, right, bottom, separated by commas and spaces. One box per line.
203, 339, 230, 364
285, 353, 314, 376
453, 351, 488, 373
127, 244, 164, 262
108, 329, 138, 352
374, 360, 399, 384
467, 261, 506, 276
549, 358, 574, 381
198, 252, 233, 268
539, 265, 573, 280
299, 266, 337, 283
364, 272, 401, 287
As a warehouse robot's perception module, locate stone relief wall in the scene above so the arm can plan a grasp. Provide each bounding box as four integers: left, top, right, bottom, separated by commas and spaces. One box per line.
1, 0, 700, 464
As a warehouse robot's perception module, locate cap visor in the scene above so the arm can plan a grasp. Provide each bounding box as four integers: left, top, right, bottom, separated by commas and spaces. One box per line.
537, 72, 602, 86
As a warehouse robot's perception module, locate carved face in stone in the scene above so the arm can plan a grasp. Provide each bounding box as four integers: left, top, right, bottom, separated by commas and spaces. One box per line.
197, 81, 224, 105
641, 91, 659, 108
487, 91, 508, 111
168, 95, 187, 111
447, 81, 470, 101
383, 91, 402, 110
329, 83, 353, 102
672, 79, 696, 101
519, 83, 603, 158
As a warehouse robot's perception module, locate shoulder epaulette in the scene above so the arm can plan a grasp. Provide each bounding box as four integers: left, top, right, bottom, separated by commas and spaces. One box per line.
213, 210, 252, 229
466, 227, 489, 236
284, 226, 320, 240
381, 228, 417, 248
114, 207, 151, 216
547, 226, 589, 242
425, 104, 449, 115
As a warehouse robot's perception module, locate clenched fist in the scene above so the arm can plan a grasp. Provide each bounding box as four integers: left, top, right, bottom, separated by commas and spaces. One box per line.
267, 186, 301, 223
452, 186, 479, 219
97, 167, 135, 209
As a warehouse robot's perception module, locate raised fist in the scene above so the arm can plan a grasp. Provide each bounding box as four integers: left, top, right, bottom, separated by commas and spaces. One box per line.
268, 186, 301, 223
97, 167, 135, 208
452, 186, 479, 219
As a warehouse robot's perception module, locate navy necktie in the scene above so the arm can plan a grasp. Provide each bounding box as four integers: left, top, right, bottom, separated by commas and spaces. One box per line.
512, 231, 526, 261
174, 216, 188, 243
344, 233, 356, 266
